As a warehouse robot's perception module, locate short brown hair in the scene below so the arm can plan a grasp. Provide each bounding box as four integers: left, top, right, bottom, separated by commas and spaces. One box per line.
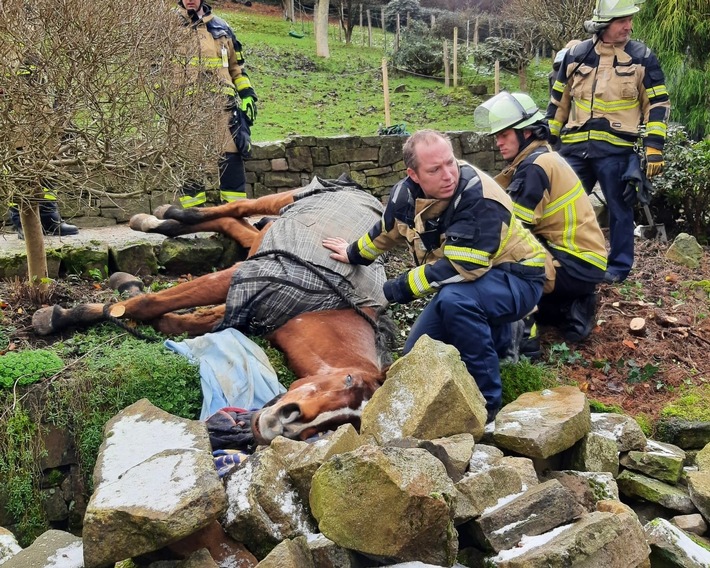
402, 130, 452, 171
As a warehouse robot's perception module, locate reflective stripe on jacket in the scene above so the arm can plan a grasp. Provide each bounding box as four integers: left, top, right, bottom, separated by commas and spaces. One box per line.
497, 142, 607, 284
175, 4, 251, 98
347, 162, 547, 300
547, 37, 669, 154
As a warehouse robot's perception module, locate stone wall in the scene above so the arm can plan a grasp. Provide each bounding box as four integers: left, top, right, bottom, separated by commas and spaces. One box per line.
62, 131, 504, 227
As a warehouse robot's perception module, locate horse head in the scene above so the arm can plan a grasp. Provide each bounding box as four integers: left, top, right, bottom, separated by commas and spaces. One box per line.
250, 370, 385, 444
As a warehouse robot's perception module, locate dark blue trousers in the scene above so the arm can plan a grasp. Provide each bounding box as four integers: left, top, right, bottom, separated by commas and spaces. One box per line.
564, 153, 634, 280
403, 269, 544, 414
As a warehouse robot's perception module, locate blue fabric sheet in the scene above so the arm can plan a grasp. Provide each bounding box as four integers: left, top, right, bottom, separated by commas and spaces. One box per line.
165, 328, 286, 420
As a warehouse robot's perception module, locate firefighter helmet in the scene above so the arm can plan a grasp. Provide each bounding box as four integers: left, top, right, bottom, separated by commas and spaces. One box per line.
473, 91, 544, 135
592, 0, 640, 22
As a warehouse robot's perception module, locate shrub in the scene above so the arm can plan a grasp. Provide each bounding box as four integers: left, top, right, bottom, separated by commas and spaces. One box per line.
392, 20, 466, 77
430, 10, 467, 40
500, 359, 559, 405
469, 36, 528, 74
384, 0, 426, 32
651, 125, 710, 242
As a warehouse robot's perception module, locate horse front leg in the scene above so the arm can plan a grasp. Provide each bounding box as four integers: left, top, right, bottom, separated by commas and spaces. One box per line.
129, 215, 260, 249
32, 267, 237, 336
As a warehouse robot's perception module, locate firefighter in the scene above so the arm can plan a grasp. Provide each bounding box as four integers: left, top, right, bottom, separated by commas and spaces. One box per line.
175, 0, 258, 207
475, 91, 607, 349
323, 130, 547, 422
546, 0, 669, 284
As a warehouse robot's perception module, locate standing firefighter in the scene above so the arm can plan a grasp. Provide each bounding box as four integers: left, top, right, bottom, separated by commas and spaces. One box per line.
475, 91, 607, 350
546, 0, 669, 283
175, 0, 258, 207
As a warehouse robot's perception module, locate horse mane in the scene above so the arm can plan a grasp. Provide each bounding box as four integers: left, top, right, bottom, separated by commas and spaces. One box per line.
374, 309, 398, 369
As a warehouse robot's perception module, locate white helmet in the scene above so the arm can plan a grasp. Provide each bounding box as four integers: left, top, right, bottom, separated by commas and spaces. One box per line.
474, 91, 544, 135
592, 0, 640, 22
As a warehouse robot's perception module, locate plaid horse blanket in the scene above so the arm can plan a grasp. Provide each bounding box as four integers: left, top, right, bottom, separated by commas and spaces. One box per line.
217, 177, 387, 336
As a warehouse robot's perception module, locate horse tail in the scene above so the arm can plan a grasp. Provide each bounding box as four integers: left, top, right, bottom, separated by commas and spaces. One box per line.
374, 308, 398, 368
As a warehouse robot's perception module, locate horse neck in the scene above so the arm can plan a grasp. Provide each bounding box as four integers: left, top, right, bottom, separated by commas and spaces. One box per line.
269, 309, 384, 380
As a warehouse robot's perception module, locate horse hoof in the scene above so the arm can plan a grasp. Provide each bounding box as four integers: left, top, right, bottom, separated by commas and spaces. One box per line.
153, 204, 175, 220
129, 213, 162, 232
32, 306, 60, 335
108, 272, 144, 296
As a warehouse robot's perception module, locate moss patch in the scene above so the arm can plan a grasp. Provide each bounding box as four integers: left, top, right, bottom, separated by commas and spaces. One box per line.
660, 385, 710, 422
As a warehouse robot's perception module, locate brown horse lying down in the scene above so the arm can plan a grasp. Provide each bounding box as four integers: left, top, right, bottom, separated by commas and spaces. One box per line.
32, 179, 396, 444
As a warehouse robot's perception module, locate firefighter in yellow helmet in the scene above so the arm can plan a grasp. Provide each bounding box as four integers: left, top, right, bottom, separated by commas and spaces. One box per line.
546, 0, 669, 284
175, 0, 257, 207
475, 91, 607, 351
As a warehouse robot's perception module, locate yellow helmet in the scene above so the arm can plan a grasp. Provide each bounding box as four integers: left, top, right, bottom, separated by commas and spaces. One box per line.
592, 0, 640, 22
473, 91, 544, 135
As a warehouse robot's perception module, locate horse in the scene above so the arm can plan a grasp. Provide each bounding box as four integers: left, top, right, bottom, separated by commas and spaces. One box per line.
31, 178, 397, 445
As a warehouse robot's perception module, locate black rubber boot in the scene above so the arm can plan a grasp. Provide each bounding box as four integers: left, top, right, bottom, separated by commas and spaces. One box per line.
563, 293, 598, 343
500, 319, 525, 365
520, 314, 542, 360
8, 207, 24, 240
39, 201, 79, 236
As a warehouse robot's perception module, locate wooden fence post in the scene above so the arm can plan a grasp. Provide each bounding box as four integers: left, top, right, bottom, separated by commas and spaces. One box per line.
453, 27, 458, 87
444, 39, 450, 88
382, 58, 391, 127
494, 59, 500, 94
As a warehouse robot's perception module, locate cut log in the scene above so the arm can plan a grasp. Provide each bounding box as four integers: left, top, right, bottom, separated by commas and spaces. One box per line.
629, 317, 646, 336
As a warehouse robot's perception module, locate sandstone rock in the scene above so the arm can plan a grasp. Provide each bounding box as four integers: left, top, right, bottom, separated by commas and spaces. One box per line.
83, 399, 226, 568
589, 412, 647, 451
687, 470, 710, 523
427, 433, 475, 477
620, 439, 686, 484
493, 386, 590, 459
543, 471, 619, 512
178, 548, 219, 567
697, 442, 710, 471
670, 513, 708, 536
287, 424, 364, 504
167, 520, 257, 567
617, 470, 696, 513
657, 418, 710, 450
110, 241, 158, 276
645, 517, 710, 567
471, 479, 584, 553
306, 533, 365, 568
361, 336, 487, 444
487, 511, 649, 567
567, 431, 619, 476
158, 236, 224, 275
62, 242, 109, 277
498, 456, 539, 490
255, 536, 314, 568
0, 527, 21, 565
223, 447, 317, 559
309, 445, 457, 566
665, 233, 704, 269
468, 444, 504, 470
455, 464, 523, 524
2, 530, 82, 568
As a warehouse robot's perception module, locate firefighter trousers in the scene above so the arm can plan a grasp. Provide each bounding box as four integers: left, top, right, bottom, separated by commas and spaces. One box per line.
403, 269, 543, 415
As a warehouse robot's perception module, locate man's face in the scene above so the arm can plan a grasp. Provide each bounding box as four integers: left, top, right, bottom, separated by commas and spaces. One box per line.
494, 129, 521, 161
182, 0, 202, 11
601, 16, 633, 43
407, 137, 460, 200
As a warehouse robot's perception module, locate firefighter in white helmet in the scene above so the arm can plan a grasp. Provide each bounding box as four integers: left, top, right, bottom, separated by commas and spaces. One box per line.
546, 0, 669, 284
475, 91, 607, 350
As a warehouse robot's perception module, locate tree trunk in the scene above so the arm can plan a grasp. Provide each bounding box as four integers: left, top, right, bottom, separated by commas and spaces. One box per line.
19, 203, 49, 287
314, 0, 330, 58
518, 63, 527, 91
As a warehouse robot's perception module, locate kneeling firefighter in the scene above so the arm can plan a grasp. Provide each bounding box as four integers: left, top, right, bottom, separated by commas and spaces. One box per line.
474, 91, 608, 352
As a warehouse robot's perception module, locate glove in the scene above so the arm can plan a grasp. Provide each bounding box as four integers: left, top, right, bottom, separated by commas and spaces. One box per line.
645, 147, 664, 178
383, 278, 414, 305
622, 181, 638, 207
240, 96, 257, 125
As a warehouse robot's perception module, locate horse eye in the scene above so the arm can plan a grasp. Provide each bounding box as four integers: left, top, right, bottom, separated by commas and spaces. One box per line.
345, 374, 353, 387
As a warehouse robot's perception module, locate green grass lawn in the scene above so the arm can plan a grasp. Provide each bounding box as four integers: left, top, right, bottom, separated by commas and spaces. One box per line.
219, 9, 554, 142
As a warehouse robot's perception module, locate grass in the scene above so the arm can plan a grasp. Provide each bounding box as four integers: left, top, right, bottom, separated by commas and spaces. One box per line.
218, 8, 554, 142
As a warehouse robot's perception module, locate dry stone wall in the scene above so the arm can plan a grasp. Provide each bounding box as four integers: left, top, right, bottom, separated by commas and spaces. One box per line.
61, 132, 503, 226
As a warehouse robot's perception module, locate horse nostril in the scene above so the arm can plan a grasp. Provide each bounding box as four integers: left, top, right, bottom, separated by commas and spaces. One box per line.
279, 402, 301, 424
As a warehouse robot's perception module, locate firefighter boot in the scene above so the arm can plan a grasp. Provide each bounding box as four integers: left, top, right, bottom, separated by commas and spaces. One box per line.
520, 314, 542, 360
563, 293, 598, 343
39, 201, 79, 236
8, 207, 24, 240
500, 319, 525, 365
